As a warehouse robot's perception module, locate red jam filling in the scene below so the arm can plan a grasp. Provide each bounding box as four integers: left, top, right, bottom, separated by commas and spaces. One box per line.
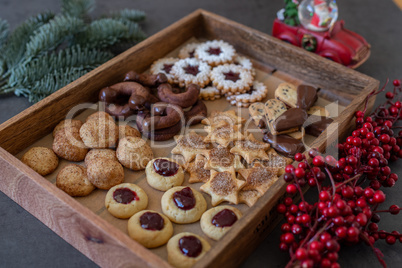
153, 159, 179, 177
223, 71, 240, 82
183, 65, 200, 76
211, 209, 238, 227
140, 212, 164, 231
207, 47, 222, 55
162, 64, 174, 74
179, 236, 202, 258
173, 187, 196, 210
245, 86, 254, 94
188, 50, 195, 58
113, 188, 138, 204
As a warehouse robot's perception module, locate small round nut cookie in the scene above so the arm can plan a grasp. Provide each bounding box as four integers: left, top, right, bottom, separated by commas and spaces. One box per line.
105, 183, 148, 219
53, 129, 88, 161
128, 210, 173, 248
116, 136, 153, 171
84, 149, 117, 167
87, 158, 124, 190
56, 164, 95, 197
80, 115, 119, 148
167, 232, 211, 268
161, 186, 207, 224
200, 205, 242, 240
146, 158, 184, 191
85, 111, 114, 123
52, 119, 83, 137
21, 147, 59, 176
118, 125, 141, 140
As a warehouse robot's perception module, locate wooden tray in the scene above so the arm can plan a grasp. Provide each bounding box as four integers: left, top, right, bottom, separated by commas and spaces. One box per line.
0, 9, 379, 268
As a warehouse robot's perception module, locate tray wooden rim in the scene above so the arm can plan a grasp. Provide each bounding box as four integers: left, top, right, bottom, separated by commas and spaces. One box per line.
0, 8, 379, 268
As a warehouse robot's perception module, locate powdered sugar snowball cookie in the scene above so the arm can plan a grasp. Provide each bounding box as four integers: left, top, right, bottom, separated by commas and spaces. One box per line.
200, 205, 242, 240
167, 232, 211, 268
128, 210, 173, 248
56, 164, 95, 197
21, 147, 59, 176
178, 42, 200, 59
171, 58, 211, 88
150, 57, 179, 84
195, 40, 236, 67
146, 158, 184, 191
199, 86, 221, 101
105, 183, 148, 219
233, 55, 256, 76
116, 136, 153, 170
210, 64, 253, 95
161, 186, 207, 224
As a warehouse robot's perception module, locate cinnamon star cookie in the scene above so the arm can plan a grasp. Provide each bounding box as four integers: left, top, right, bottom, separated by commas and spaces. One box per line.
185, 155, 211, 184
201, 110, 246, 127
230, 133, 270, 164
204, 123, 245, 148
238, 162, 279, 195
172, 131, 209, 162
200, 167, 245, 206
255, 148, 293, 176
203, 146, 245, 172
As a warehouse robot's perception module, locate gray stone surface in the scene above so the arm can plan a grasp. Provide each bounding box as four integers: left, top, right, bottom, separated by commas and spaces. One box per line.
0, 0, 401, 267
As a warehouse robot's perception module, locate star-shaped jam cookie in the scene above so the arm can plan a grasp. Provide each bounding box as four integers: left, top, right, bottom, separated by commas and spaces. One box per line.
200, 167, 245, 206
230, 133, 270, 164
172, 131, 209, 162
203, 146, 245, 172
185, 154, 211, 184
254, 148, 293, 176
238, 162, 279, 195
201, 110, 246, 126
239, 189, 261, 207
204, 123, 245, 147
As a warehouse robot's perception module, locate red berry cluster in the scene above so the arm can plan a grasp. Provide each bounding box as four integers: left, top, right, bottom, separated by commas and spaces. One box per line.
277, 79, 402, 268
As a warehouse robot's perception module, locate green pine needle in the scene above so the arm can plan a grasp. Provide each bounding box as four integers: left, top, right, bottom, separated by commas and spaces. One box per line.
0, 19, 9, 48
25, 15, 86, 58
3, 12, 55, 68
0, 0, 146, 102
61, 0, 95, 18
109, 8, 146, 22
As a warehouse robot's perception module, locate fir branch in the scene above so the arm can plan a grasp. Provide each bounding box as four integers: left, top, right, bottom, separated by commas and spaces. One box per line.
3, 12, 55, 68
74, 18, 129, 49
61, 0, 95, 20
25, 15, 86, 58
109, 8, 146, 22
25, 67, 90, 102
9, 45, 113, 88
0, 18, 9, 48
117, 19, 146, 42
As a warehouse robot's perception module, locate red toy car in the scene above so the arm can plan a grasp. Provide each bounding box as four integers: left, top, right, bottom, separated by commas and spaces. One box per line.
272, 18, 370, 68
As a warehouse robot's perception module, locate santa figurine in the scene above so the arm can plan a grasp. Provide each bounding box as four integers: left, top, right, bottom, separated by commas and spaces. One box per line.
307, 0, 333, 31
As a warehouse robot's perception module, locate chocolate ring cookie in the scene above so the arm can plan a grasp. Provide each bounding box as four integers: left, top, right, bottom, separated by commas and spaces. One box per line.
184, 99, 207, 126
157, 83, 200, 109
123, 71, 167, 87
141, 102, 183, 132
136, 113, 182, 141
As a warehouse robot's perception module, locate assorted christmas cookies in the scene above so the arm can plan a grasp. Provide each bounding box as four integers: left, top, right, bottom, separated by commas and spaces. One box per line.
167, 232, 211, 268
105, 183, 148, 219
146, 158, 184, 191
128, 210, 173, 248
194, 40, 236, 66
21, 147, 59, 176
161, 186, 207, 224
56, 164, 95, 197
200, 205, 242, 240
